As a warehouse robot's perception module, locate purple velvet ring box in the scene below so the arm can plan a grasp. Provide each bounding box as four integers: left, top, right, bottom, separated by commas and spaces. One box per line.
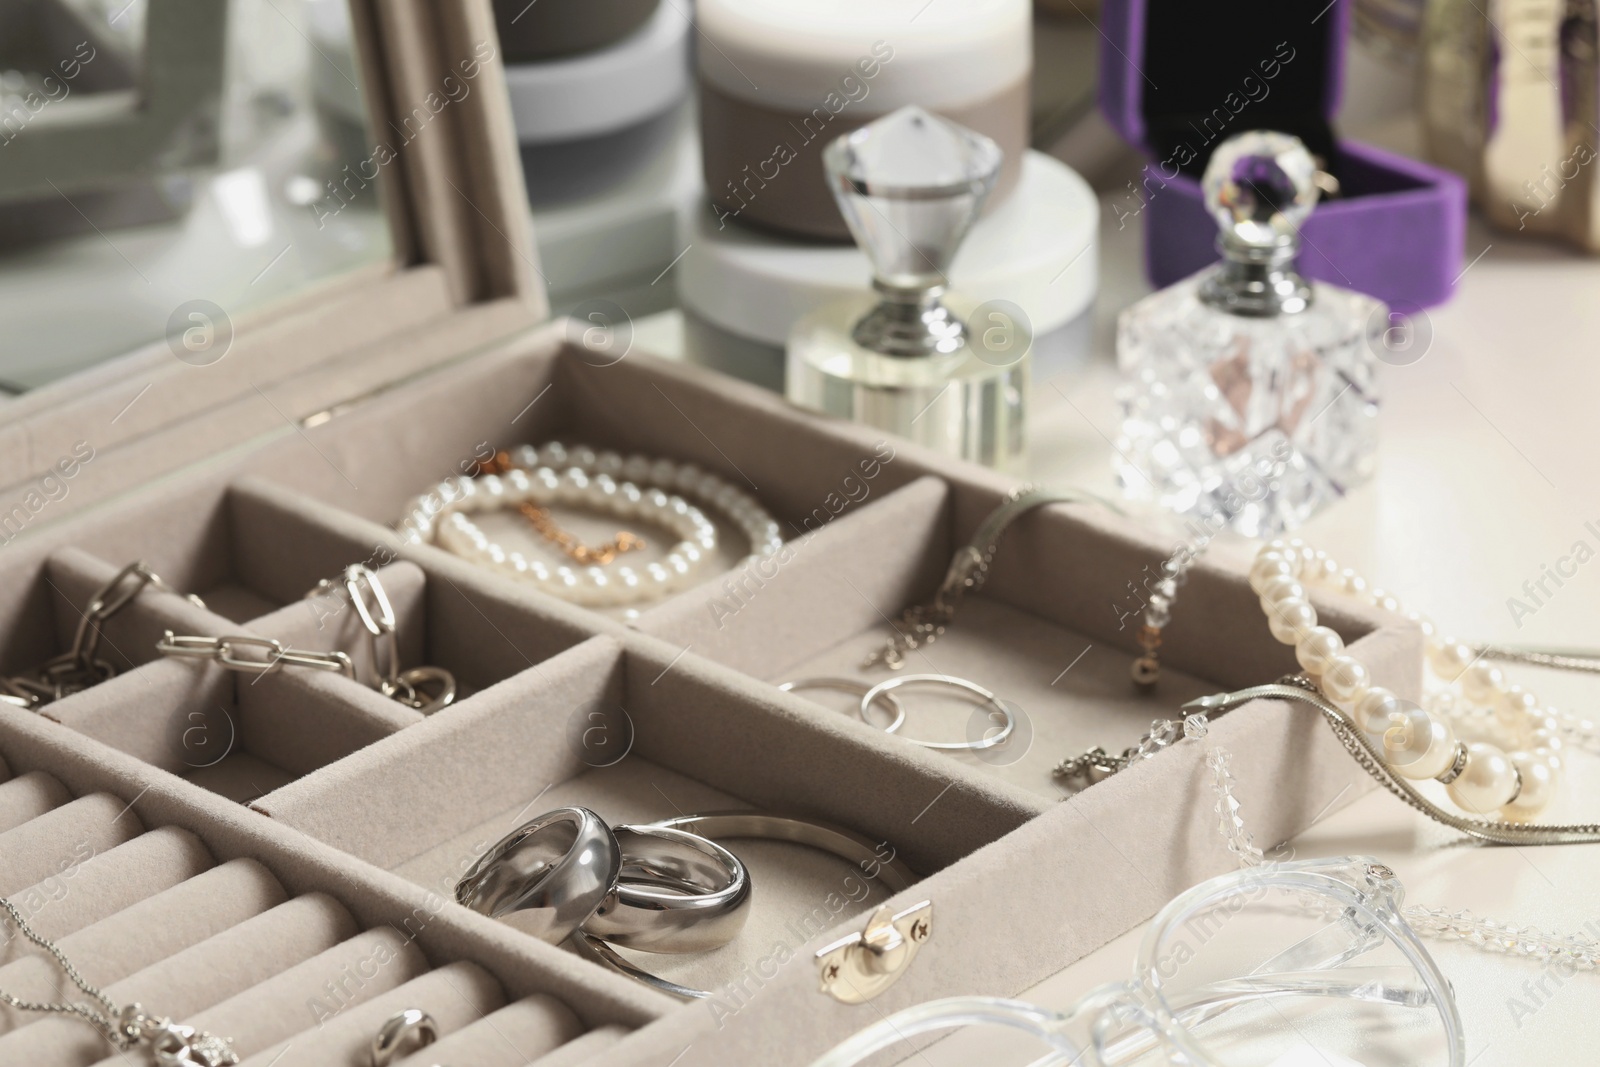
1097, 0, 1466, 309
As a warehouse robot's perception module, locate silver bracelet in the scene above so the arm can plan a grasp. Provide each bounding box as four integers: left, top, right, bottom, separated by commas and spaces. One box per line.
3, 561, 205, 709
306, 564, 456, 714
156, 632, 355, 679
863, 485, 1120, 670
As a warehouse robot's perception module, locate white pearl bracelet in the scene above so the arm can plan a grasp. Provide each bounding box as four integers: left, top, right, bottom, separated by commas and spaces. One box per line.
397, 444, 783, 607
1252, 539, 1565, 821
499, 442, 784, 559
439, 467, 716, 606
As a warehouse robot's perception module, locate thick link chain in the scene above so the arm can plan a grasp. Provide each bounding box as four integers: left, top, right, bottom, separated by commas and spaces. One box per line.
2, 562, 204, 709
156, 632, 355, 679
304, 565, 456, 714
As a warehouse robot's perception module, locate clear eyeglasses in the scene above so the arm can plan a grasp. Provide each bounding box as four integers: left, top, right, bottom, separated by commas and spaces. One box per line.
812, 857, 1464, 1067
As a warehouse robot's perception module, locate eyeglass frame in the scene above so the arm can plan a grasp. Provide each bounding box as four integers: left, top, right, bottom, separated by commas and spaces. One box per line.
811, 854, 1466, 1067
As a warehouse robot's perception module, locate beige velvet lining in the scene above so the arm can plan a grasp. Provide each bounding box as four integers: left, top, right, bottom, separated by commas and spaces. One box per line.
0, 858, 285, 1034
0, 334, 1428, 1065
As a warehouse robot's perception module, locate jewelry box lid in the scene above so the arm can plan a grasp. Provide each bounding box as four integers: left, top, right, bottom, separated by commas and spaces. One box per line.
0, 0, 546, 524
1096, 0, 1350, 156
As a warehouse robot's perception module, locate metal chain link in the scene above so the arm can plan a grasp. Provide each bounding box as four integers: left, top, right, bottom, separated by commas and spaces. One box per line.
2, 562, 205, 709
0, 897, 122, 1041
1072, 674, 1600, 845
156, 632, 355, 679
303, 564, 456, 714
0, 895, 239, 1063
865, 485, 1120, 670
1475, 644, 1600, 675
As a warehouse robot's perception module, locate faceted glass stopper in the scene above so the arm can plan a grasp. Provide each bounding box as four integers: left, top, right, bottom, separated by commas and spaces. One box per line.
824, 106, 1003, 294
1202, 131, 1319, 249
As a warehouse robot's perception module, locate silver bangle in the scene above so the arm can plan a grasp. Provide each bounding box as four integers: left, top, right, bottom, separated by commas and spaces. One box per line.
857, 674, 1016, 751
371, 1008, 437, 1067
582, 825, 752, 954
454, 807, 621, 943
778, 677, 907, 733
571, 811, 917, 1001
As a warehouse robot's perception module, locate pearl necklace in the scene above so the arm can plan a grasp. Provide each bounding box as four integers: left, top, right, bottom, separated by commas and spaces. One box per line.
1252, 539, 1565, 822
398, 443, 783, 607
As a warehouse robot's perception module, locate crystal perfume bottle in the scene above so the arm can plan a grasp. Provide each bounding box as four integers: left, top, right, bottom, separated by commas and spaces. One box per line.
1115, 131, 1385, 536
786, 107, 1029, 471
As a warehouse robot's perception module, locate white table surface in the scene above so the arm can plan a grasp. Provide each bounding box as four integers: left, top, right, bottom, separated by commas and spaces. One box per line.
630, 44, 1600, 1062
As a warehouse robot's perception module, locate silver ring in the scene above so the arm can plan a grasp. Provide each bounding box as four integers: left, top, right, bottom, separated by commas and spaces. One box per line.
571, 811, 916, 1000
382, 665, 458, 715
858, 674, 1016, 751
455, 807, 621, 943
778, 677, 907, 733
582, 825, 752, 953
371, 1008, 437, 1067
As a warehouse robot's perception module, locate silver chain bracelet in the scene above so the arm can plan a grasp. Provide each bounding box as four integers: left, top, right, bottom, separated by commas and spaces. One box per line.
864, 485, 1121, 670
156, 632, 355, 679
3, 561, 205, 709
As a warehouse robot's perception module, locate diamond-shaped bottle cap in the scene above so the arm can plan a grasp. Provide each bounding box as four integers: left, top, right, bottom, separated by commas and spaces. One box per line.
824, 107, 1003, 293
1202, 131, 1319, 249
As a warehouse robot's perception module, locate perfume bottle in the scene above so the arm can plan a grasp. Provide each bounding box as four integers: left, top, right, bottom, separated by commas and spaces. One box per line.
1115, 131, 1385, 537
786, 107, 1029, 471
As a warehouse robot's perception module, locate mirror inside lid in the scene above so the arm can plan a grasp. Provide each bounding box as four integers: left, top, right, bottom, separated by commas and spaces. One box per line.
0, 0, 395, 397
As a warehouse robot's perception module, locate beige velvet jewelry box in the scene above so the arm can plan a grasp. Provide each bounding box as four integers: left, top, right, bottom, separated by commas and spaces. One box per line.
0, 3, 1424, 1064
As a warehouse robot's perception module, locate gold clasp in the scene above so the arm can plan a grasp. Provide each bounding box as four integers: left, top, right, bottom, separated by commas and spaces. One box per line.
814, 901, 931, 1004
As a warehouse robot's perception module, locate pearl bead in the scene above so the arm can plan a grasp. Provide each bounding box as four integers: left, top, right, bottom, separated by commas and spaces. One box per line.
1535, 746, 1564, 773
1531, 715, 1564, 755
1404, 610, 1437, 643
1250, 556, 1298, 593
1495, 685, 1540, 731
1258, 575, 1306, 608
1267, 599, 1318, 644
1461, 660, 1507, 706
1337, 568, 1368, 597
1321, 655, 1371, 705
1262, 539, 1292, 557
1502, 752, 1559, 820
1353, 686, 1405, 733
1306, 553, 1340, 584
1426, 639, 1474, 682
1369, 588, 1402, 614
1445, 742, 1520, 814
1384, 708, 1458, 780
1295, 627, 1345, 674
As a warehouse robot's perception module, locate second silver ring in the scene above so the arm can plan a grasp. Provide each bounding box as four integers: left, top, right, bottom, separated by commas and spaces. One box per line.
583, 824, 752, 954
778, 677, 907, 733
858, 674, 1016, 751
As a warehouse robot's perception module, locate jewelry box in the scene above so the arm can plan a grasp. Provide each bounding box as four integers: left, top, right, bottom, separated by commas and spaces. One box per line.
1095, 0, 1468, 310
0, 3, 1422, 1064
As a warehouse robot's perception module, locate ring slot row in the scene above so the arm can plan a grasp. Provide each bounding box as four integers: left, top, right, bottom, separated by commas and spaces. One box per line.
0, 710, 652, 1063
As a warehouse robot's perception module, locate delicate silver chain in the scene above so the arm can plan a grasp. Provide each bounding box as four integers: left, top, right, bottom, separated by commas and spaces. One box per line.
1475, 645, 1600, 675
0, 896, 240, 1064
0, 897, 123, 1041
866, 485, 1120, 670
1199, 728, 1600, 969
